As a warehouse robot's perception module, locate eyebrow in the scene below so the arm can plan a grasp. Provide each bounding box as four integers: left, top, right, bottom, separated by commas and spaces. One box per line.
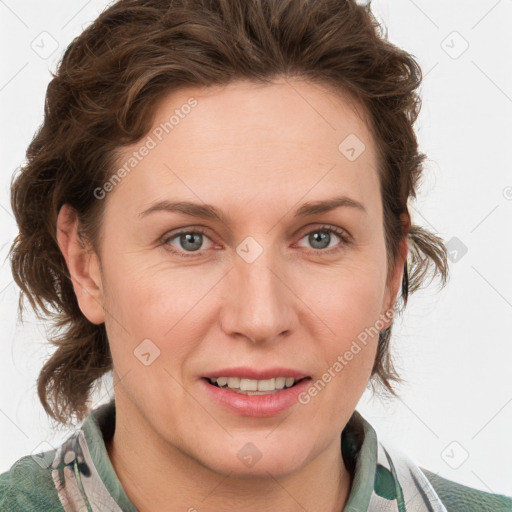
137, 195, 366, 222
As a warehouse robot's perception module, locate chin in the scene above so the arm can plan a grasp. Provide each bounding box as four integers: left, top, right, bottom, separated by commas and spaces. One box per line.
192, 437, 311, 480
213, 456, 304, 481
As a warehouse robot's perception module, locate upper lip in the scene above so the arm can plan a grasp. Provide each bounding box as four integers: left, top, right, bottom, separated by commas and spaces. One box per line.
202, 366, 310, 380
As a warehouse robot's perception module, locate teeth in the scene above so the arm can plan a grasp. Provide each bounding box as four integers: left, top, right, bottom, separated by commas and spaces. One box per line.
257, 378, 275, 391
275, 377, 286, 390
227, 377, 240, 389
209, 376, 298, 391
240, 378, 258, 391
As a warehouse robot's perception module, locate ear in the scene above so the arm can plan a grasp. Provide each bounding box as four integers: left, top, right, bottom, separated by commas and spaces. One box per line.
56, 204, 105, 324
380, 213, 410, 328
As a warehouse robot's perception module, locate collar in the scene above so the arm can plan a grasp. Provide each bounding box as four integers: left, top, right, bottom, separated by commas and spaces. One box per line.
50, 398, 446, 511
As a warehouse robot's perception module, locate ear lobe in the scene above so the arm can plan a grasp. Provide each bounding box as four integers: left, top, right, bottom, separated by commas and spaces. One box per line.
380, 214, 410, 328
56, 204, 105, 325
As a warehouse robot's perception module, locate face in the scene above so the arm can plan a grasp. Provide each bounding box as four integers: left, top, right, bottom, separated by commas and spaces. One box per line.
68, 79, 405, 478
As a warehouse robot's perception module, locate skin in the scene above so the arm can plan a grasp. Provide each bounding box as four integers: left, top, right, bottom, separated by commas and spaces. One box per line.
57, 78, 408, 512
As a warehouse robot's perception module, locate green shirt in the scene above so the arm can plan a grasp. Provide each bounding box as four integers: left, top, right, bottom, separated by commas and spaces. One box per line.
1, 399, 511, 511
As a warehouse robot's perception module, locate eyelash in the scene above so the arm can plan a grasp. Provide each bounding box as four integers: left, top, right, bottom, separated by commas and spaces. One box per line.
161, 225, 352, 259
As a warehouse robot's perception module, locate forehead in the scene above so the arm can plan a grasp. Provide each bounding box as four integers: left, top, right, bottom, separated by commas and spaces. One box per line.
110, 79, 380, 215
147, 78, 374, 156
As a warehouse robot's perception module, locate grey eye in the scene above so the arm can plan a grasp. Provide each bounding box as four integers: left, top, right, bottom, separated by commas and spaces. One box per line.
176, 232, 204, 252
307, 231, 333, 250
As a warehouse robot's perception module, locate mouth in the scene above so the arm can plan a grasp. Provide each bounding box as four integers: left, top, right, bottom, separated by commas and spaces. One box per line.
200, 371, 313, 416
203, 376, 311, 395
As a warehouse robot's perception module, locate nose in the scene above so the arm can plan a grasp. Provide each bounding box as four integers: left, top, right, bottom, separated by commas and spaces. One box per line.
219, 247, 297, 345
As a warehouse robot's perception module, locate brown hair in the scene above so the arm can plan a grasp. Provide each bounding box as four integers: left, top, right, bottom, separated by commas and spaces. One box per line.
9, 0, 448, 424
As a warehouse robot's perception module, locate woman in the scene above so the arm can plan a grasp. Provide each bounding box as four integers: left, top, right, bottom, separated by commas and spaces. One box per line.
1, 0, 511, 510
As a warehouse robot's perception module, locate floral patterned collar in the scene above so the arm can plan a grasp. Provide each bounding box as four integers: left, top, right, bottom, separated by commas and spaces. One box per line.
50, 399, 447, 511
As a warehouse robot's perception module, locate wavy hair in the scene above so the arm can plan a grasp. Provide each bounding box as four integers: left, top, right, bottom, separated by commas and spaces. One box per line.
9, 0, 448, 424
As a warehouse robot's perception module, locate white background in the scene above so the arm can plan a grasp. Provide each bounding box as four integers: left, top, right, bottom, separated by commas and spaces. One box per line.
1, 0, 511, 497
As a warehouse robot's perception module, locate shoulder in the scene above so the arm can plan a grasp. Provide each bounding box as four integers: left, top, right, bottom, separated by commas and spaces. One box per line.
0, 450, 64, 512
420, 467, 512, 512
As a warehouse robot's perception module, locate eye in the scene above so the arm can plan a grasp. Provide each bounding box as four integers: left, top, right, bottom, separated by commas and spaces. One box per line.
161, 224, 352, 258
296, 225, 351, 253
162, 228, 214, 258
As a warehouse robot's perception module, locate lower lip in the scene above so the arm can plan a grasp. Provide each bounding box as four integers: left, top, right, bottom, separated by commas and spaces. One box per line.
200, 378, 312, 417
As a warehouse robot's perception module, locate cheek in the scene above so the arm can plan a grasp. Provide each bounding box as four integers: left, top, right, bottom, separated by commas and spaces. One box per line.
298, 289, 382, 429
301, 257, 387, 338
99, 249, 211, 374
327, 285, 382, 378
101, 242, 209, 328
296, 259, 386, 401
100, 260, 208, 409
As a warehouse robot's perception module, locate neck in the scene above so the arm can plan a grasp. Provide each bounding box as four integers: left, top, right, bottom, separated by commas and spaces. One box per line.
106, 397, 353, 512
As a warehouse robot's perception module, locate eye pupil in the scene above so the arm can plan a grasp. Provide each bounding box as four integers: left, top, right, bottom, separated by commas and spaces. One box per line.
309, 231, 330, 249
180, 233, 203, 251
